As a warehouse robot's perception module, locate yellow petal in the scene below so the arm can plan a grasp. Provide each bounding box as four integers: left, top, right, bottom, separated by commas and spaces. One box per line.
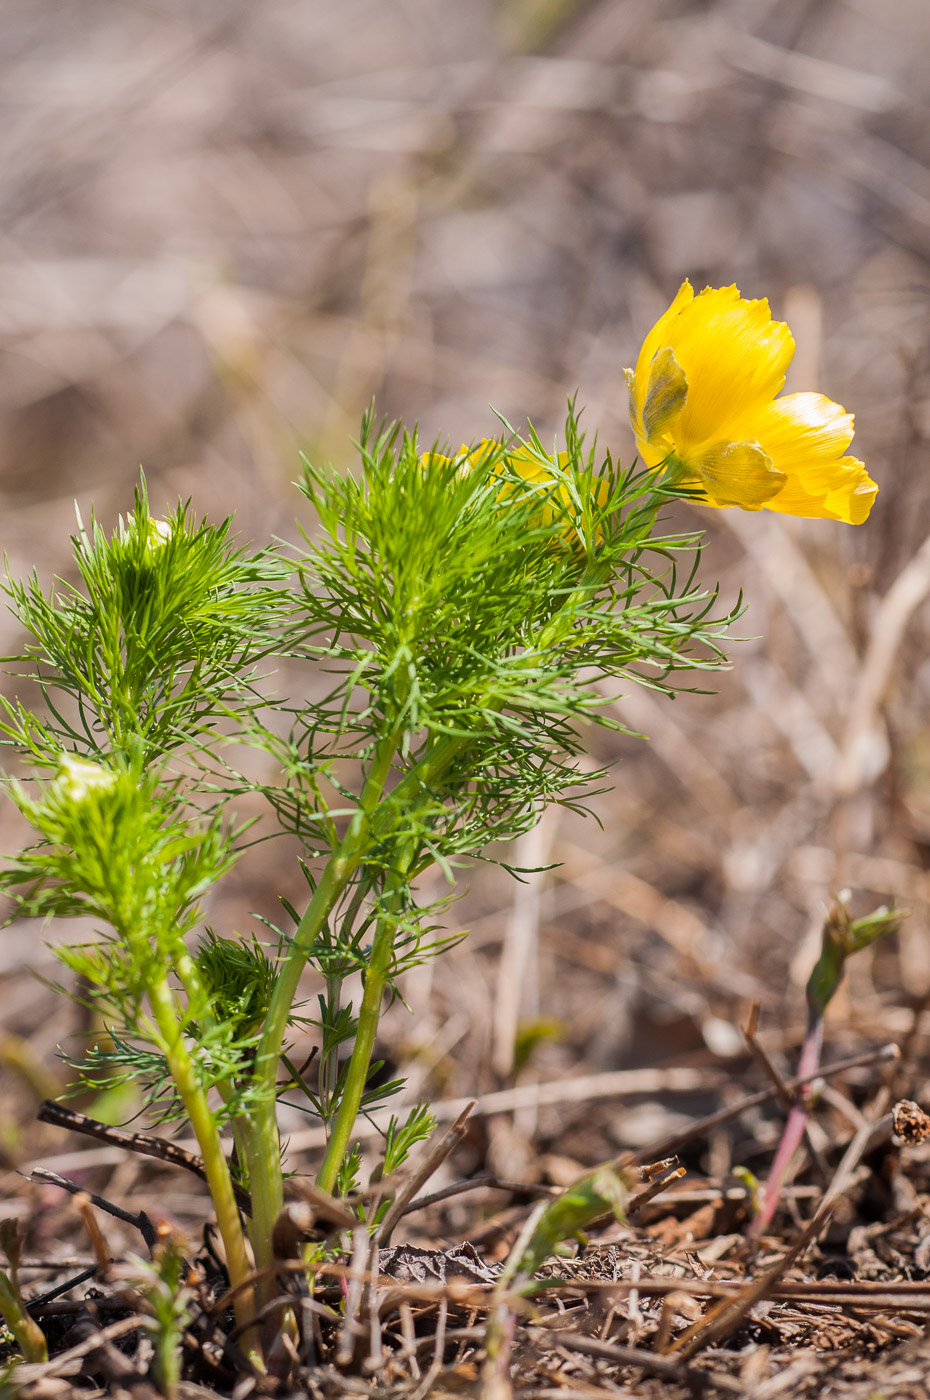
669, 287, 795, 449
765, 456, 878, 524
641, 346, 689, 443
737, 392, 855, 468
632, 428, 673, 470
507, 445, 566, 486
627, 281, 694, 431
695, 440, 787, 509
731, 391, 877, 522
420, 441, 496, 480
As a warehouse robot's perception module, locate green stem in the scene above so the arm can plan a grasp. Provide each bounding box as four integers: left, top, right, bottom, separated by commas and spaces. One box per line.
254, 582, 605, 1207
237, 1089, 283, 1284
254, 732, 467, 1099
146, 979, 258, 1359
247, 735, 400, 1251
248, 732, 469, 1223
0, 1271, 47, 1363
315, 841, 415, 1195
171, 952, 268, 1310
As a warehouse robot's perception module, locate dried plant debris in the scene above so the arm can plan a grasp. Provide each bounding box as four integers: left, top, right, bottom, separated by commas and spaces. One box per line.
8, 1063, 930, 1400
892, 1100, 930, 1147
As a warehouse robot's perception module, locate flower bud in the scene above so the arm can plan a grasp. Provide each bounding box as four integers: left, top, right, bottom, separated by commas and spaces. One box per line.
53, 754, 118, 802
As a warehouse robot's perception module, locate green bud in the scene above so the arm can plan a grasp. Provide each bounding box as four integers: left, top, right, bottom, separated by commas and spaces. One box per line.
515, 1163, 631, 1278
52, 753, 118, 803
146, 517, 173, 549
807, 893, 905, 1015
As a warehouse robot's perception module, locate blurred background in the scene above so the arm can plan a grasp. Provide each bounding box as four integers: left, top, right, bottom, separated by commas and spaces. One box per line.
4, 0, 930, 1222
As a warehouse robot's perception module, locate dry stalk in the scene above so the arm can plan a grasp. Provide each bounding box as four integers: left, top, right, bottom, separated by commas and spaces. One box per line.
375, 1101, 476, 1242
528, 1329, 747, 1397
631, 1041, 899, 1166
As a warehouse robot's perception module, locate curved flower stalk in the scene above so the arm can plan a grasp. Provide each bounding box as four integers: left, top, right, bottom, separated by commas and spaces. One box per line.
626, 281, 877, 523
750, 895, 903, 1238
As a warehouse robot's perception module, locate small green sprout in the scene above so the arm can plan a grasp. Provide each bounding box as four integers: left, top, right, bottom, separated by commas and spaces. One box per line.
0, 1220, 46, 1364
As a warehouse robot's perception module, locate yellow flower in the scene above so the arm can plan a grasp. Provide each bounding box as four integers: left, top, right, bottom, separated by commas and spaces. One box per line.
423, 440, 608, 539
625, 281, 877, 523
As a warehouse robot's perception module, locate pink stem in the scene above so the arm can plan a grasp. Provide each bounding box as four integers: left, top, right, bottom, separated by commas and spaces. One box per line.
750, 1010, 824, 1238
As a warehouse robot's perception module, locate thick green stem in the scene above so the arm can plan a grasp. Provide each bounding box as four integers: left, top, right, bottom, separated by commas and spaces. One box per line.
253, 732, 467, 1099
146, 979, 257, 1356
314, 843, 414, 1195
247, 736, 401, 1248
238, 1091, 285, 1280
248, 732, 469, 1221
254, 584, 604, 1208
246, 843, 367, 1251
0, 1271, 47, 1362
172, 952, 270, 1298
314, 925, 393, 1195
256, 740, 396, 1076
